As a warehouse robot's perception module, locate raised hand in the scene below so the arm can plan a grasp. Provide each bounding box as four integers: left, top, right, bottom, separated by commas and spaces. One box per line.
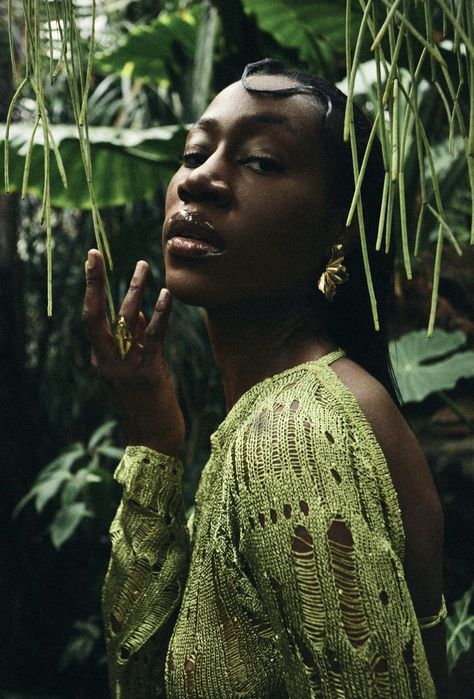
82, 249, 185, 456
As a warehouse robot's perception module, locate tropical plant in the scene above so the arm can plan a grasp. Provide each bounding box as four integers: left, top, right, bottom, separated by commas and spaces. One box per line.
14, 420, 123, 549
446, 583, 474, 672
390, 328, 474, 404
1, 1, 473, 695
3, 0, 474, 331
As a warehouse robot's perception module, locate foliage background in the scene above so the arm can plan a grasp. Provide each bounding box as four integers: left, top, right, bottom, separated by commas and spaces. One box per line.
0, 0, 473, 696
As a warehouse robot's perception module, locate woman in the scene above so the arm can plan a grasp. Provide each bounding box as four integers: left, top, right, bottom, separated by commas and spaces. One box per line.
83, 59, 447, 698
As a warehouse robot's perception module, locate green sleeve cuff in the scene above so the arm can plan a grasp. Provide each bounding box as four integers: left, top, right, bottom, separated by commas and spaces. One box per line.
114, 445, 183, 512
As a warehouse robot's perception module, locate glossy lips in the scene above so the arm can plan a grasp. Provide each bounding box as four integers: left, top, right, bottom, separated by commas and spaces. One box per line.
165, 211, 225, 258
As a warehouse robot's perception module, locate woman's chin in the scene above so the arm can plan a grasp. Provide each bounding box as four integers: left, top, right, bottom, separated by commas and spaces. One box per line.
164, 272, 221, 308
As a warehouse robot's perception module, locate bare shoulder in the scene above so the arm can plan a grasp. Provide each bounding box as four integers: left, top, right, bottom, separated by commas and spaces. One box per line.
332, 358, 442, 560
329, 356, 439, 508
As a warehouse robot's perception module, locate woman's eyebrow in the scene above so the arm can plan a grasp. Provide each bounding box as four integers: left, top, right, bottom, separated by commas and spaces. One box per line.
191, 114, 297, 135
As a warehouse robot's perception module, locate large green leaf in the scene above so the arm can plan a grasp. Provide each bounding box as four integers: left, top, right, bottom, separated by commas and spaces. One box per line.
389, 329, 474, 404
1, 123, 185, 208
446, 584, 474, 672
241, 0, 366, 74
49, 502, 93, 549
96, 9, 198, 82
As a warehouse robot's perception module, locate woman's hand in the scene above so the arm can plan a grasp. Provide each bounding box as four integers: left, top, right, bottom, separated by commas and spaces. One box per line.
82, 249, 185, 456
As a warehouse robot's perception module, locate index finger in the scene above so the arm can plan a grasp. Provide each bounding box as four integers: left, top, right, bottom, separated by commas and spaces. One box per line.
82, 249, 113, 360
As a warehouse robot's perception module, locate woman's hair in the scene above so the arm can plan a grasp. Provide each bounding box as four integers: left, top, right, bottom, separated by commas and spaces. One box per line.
241, 58, 399, 404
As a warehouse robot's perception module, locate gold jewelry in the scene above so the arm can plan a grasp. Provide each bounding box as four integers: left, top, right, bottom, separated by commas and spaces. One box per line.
114, 316, 134, 359
417, 595, 447, 630
318, 243, 349, 301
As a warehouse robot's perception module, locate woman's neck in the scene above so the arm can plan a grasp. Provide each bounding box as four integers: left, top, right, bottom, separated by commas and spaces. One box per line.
205, 295, 335, 411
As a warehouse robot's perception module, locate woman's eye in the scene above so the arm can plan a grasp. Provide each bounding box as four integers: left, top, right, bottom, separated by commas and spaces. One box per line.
241, 155, 284, 174
180, 151, 207, 168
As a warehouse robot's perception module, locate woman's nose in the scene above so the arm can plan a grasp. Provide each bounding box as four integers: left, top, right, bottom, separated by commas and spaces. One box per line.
177, 160, 232, 208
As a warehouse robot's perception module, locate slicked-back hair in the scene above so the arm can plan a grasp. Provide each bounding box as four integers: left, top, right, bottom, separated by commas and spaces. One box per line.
241, 59, 399, 404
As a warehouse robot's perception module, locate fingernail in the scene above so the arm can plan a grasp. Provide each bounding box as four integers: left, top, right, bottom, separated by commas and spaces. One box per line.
157, 288, 170, 311
87, 250, 95, 270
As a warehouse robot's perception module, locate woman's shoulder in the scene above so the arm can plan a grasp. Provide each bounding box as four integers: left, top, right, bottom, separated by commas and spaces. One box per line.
329, 357, 443, 545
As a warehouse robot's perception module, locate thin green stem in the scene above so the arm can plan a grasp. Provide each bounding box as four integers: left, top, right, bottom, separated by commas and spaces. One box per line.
376, 171, 390, 250
426, 203, 462, 256
344, 0, 373, 141
371, 0, 402, 49
428, 224, 444, 337
391, 79, 399, 183
80, 0, 96, 125
398, 172, 412, 278
385, 178, 396, 253
414, 202, 425, 257
4, 76, 29, 192
344, 0, 353, 144
349, 121, 379, 330
434, 80, 455, 154
346, 112, 380, 226
382, 22, 405, 104
436, 0, 474, 60
379, 0, 447, 69
21, 112, 40, 198
7, 0, 19, 88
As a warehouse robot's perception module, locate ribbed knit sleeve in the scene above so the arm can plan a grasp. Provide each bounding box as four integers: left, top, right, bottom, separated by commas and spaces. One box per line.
230, 369, 436, 698
102, 446, 190, 698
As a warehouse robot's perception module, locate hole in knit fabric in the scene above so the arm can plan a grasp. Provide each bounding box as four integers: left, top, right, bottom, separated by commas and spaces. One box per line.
380, 497, 391, 533
274, 404, 284, 414
295, 634, 321, 691
258, 512, 265, 527
379, 590, 389, 606
290, 399, 300, 411
299, 500, 309, 516
373, 656, 391, 698
326, 648, 340, 672
330, 468, 342, 484
283, 504, 292, 519
291, 526, 325, 650
213, 558, 250, 692
269, 576, 281, 592
167, 652, 174, 672
184, 651, 197, 697
111, 557, 152, 638
403, 639, 422, 697
325, 430, 335, 444
326, 648, 345, 695
119, 646, 130, 661
327, 519, 369, 648
110, 613, 121, 634
270, 508, 278, 524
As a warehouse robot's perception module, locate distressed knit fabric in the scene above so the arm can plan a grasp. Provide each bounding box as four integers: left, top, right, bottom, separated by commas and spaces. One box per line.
102, 350, 436, 698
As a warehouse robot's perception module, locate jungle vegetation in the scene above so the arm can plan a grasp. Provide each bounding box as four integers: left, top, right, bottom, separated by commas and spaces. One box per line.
1, 1, 473, 696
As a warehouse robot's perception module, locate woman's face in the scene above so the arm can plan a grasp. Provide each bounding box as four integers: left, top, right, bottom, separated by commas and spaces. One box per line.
162, 75, 340, 309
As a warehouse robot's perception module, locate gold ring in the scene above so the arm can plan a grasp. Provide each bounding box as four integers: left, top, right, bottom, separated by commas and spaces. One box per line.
114, 316, 134, 359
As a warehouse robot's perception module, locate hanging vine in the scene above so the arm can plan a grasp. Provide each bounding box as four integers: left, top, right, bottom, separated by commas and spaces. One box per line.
4, 0, 113, 317
4, 0, 474, 334
344, 0, 473, 335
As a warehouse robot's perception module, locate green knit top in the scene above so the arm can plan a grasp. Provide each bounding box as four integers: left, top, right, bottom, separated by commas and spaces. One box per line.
102, 350, 435, 698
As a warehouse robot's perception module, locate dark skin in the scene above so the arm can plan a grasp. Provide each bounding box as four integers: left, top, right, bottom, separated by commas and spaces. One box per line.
83, 77, 448, 695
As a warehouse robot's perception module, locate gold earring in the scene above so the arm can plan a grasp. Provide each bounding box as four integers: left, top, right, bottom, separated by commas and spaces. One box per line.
317, 243, 349, 302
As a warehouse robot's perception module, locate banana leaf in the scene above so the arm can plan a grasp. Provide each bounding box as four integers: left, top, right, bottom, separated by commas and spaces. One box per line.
1, 123, 186, 208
